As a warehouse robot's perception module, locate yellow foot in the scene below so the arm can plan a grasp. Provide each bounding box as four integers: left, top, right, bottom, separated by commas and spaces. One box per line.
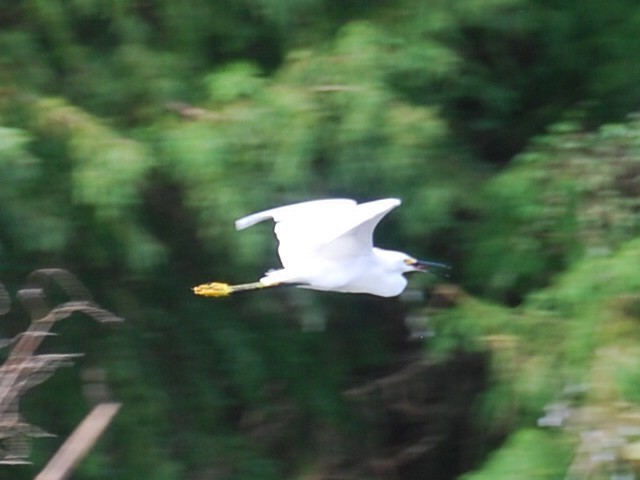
193, 282, 233, 297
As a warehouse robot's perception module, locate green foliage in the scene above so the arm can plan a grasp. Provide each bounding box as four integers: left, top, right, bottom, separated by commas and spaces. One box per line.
205, 62, 265, 104
430, 296, 565, 431
1, 0, 640, 478
385, 0, 640, 162
460, 429, 572, 480
0, 125, 72, 263
33, 98, 152, 214
616, 350, 640, 403
159, 21, 477, 269
24, 97, 166, 272
525, 237, 640, 376
529, 237, 640, 317
430, 235, 640, 473
467, 117, 640, 302
209, 434, 283, 480
102, 325, 184, 480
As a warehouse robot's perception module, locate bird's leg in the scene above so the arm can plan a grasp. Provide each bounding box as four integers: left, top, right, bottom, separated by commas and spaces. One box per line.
192, 280, 280, 298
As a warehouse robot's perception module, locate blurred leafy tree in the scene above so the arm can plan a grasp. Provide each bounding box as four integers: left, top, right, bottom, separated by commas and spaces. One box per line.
0, 126, 66, 258
432, 237, 640, 479
459, 429, 572, 480
387, 0, 640, 163
0, 21, 476, 475
465, 116, 640, 303
0, 0, 640, 478
155, 25, 479, 280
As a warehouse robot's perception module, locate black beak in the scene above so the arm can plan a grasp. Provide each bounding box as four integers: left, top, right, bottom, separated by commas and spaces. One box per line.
411, 259, 451, 276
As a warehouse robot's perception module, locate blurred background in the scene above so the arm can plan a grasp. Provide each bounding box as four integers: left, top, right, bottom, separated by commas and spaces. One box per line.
1, 0, 640, 478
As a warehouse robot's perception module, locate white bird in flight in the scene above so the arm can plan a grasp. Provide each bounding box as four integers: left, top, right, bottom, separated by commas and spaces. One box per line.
193, 198, 449, 298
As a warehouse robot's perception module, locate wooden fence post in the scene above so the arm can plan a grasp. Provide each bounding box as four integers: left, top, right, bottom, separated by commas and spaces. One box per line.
35, 402, 121, 480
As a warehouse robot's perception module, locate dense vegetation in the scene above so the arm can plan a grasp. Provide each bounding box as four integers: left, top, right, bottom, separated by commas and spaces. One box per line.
1, 0, 640, 478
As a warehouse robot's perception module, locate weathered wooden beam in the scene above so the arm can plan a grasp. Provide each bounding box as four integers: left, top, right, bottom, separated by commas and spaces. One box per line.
35, 402, 121, 480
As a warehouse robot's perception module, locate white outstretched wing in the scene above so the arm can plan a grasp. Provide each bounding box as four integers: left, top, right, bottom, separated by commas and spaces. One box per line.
235, 198, 401, 268
317, 198, 401, 260
235, 199, 356, 230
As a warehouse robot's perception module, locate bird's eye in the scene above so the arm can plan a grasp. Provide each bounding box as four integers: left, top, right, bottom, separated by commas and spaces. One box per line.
404, 258, 417, 266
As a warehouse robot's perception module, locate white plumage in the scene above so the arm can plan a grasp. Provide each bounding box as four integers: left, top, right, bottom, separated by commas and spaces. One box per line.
233, 198, 440, 297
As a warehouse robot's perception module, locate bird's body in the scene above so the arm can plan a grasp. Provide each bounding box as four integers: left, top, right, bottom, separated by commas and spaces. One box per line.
194, 198, 448, 298
260, 247, 411, 297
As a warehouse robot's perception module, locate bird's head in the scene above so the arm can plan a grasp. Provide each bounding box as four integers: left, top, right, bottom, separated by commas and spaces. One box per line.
403, 256, 451, 274
377, 249, 450, 275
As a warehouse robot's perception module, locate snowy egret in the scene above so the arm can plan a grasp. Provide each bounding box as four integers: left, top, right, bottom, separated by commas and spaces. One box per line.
193, 198, 449, 298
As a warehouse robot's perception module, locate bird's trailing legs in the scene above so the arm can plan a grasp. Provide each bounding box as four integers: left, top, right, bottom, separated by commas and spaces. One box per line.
193, 280, 280, 298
